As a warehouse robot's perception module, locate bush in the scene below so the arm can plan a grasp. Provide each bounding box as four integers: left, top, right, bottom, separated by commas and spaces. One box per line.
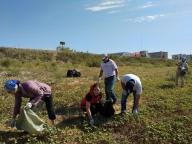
1, 59, 11, 67
86, 61, 100, 67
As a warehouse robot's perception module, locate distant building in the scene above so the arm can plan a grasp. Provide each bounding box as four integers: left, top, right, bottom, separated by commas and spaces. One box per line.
131, 52, 140, 57
149, 51, 168, 59
140, 51, 149, 57
121, 52, 132, 57
109, 50, 168, 59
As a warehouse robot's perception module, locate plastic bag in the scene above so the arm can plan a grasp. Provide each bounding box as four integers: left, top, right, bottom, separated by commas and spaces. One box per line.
16, 107, 45, 134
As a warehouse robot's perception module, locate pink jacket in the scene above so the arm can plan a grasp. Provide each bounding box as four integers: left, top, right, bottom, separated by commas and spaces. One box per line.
13, 80, 51, 117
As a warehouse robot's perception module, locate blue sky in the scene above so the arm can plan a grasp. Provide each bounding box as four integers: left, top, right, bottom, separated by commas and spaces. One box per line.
0, 0, 192, 57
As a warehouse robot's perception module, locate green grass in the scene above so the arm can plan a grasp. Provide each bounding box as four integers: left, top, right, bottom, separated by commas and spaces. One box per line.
0, 49, 192, 144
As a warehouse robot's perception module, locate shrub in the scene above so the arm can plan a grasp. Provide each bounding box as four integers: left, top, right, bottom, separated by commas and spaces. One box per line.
1, 59, 11, 67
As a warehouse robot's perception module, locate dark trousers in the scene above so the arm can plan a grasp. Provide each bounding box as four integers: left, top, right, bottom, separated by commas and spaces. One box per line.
82, 103, 103, 116
30, 95, 56, 120
43, 95, 56, 120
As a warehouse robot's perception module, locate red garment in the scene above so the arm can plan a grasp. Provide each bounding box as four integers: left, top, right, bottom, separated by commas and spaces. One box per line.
81, 84, 102, 107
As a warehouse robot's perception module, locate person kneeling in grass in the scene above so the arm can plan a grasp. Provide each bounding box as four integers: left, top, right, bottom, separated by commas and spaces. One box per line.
80, 83, 103, 126
4, 80, 56, 127
120, 74, 142, 116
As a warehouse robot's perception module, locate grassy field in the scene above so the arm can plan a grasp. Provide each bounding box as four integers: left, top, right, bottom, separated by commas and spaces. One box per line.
0, 51, 192, 144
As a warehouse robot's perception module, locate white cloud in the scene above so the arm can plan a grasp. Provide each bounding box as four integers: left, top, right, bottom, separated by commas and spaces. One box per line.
86, 0, 127, 12
101, 0, 125, 6
107, 10, 120, 14
138, 1, 155, 9
125, 10, 192, 23
125, 14, 165, 23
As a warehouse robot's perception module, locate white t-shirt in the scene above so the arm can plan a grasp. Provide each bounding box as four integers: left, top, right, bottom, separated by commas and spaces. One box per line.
121, 74, 142, 95
101, 59, 118, 78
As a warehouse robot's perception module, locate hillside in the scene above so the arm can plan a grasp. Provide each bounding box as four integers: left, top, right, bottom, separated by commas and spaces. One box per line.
0, 47, 191, 144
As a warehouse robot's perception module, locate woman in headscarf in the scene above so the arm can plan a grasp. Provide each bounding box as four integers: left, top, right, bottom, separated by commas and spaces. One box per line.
4, 80, 56, 127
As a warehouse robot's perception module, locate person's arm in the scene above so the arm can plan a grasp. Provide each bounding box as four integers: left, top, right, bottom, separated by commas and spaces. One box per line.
99, 69, 103, 78
111, 60, 119, 80
133, 92, 141, 112
115, 69, 120, 80
186, 63, 189, 72
121, 81, 126, 91
28, 84, 44, 107
13, 95, 22, 118
115, 69, 118, 77
86, 101, 92, 120
98, 93, 103, 103
133, 84, 142, 112
85, 93, 94, 125
10, 95, 22, 127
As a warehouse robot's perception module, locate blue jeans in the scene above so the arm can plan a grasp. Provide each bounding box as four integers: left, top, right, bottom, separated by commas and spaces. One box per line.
104, 75, 117, 103
121, 90, 139, 113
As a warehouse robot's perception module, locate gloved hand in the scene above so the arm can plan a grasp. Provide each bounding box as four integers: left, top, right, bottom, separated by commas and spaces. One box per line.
25, 102, 32, 109
89, 118, 94, 126
10, 118, 16, 128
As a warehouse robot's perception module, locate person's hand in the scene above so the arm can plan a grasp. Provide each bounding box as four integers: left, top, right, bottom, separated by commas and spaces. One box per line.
116, 76, 120, 81
132, 109, 139, 121
10, 118, 16, 128
132, 109, 138, 116
25, 102, 32, 109
89, 118, 94, 126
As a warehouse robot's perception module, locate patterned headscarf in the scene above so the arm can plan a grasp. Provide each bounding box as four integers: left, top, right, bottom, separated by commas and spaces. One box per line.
4, 80, 20, 92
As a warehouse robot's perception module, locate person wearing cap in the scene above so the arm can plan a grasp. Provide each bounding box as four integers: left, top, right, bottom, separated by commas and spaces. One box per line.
99, 54, 119, 104
175, 57, 189, 87
4, 80, 56, 127
120, 74, 142, 115
80, 83, 103, 126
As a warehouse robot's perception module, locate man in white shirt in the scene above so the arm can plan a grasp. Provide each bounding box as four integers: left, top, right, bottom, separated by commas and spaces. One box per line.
99, 54, 119, 104
120, 74, 142, 115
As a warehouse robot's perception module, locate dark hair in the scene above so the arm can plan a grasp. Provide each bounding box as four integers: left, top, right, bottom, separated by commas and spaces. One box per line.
126, 79, 135, 93
92, 83, 100, 88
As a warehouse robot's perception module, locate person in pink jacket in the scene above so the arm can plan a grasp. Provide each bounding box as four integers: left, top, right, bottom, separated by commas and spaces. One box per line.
4, 80, 56, 127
